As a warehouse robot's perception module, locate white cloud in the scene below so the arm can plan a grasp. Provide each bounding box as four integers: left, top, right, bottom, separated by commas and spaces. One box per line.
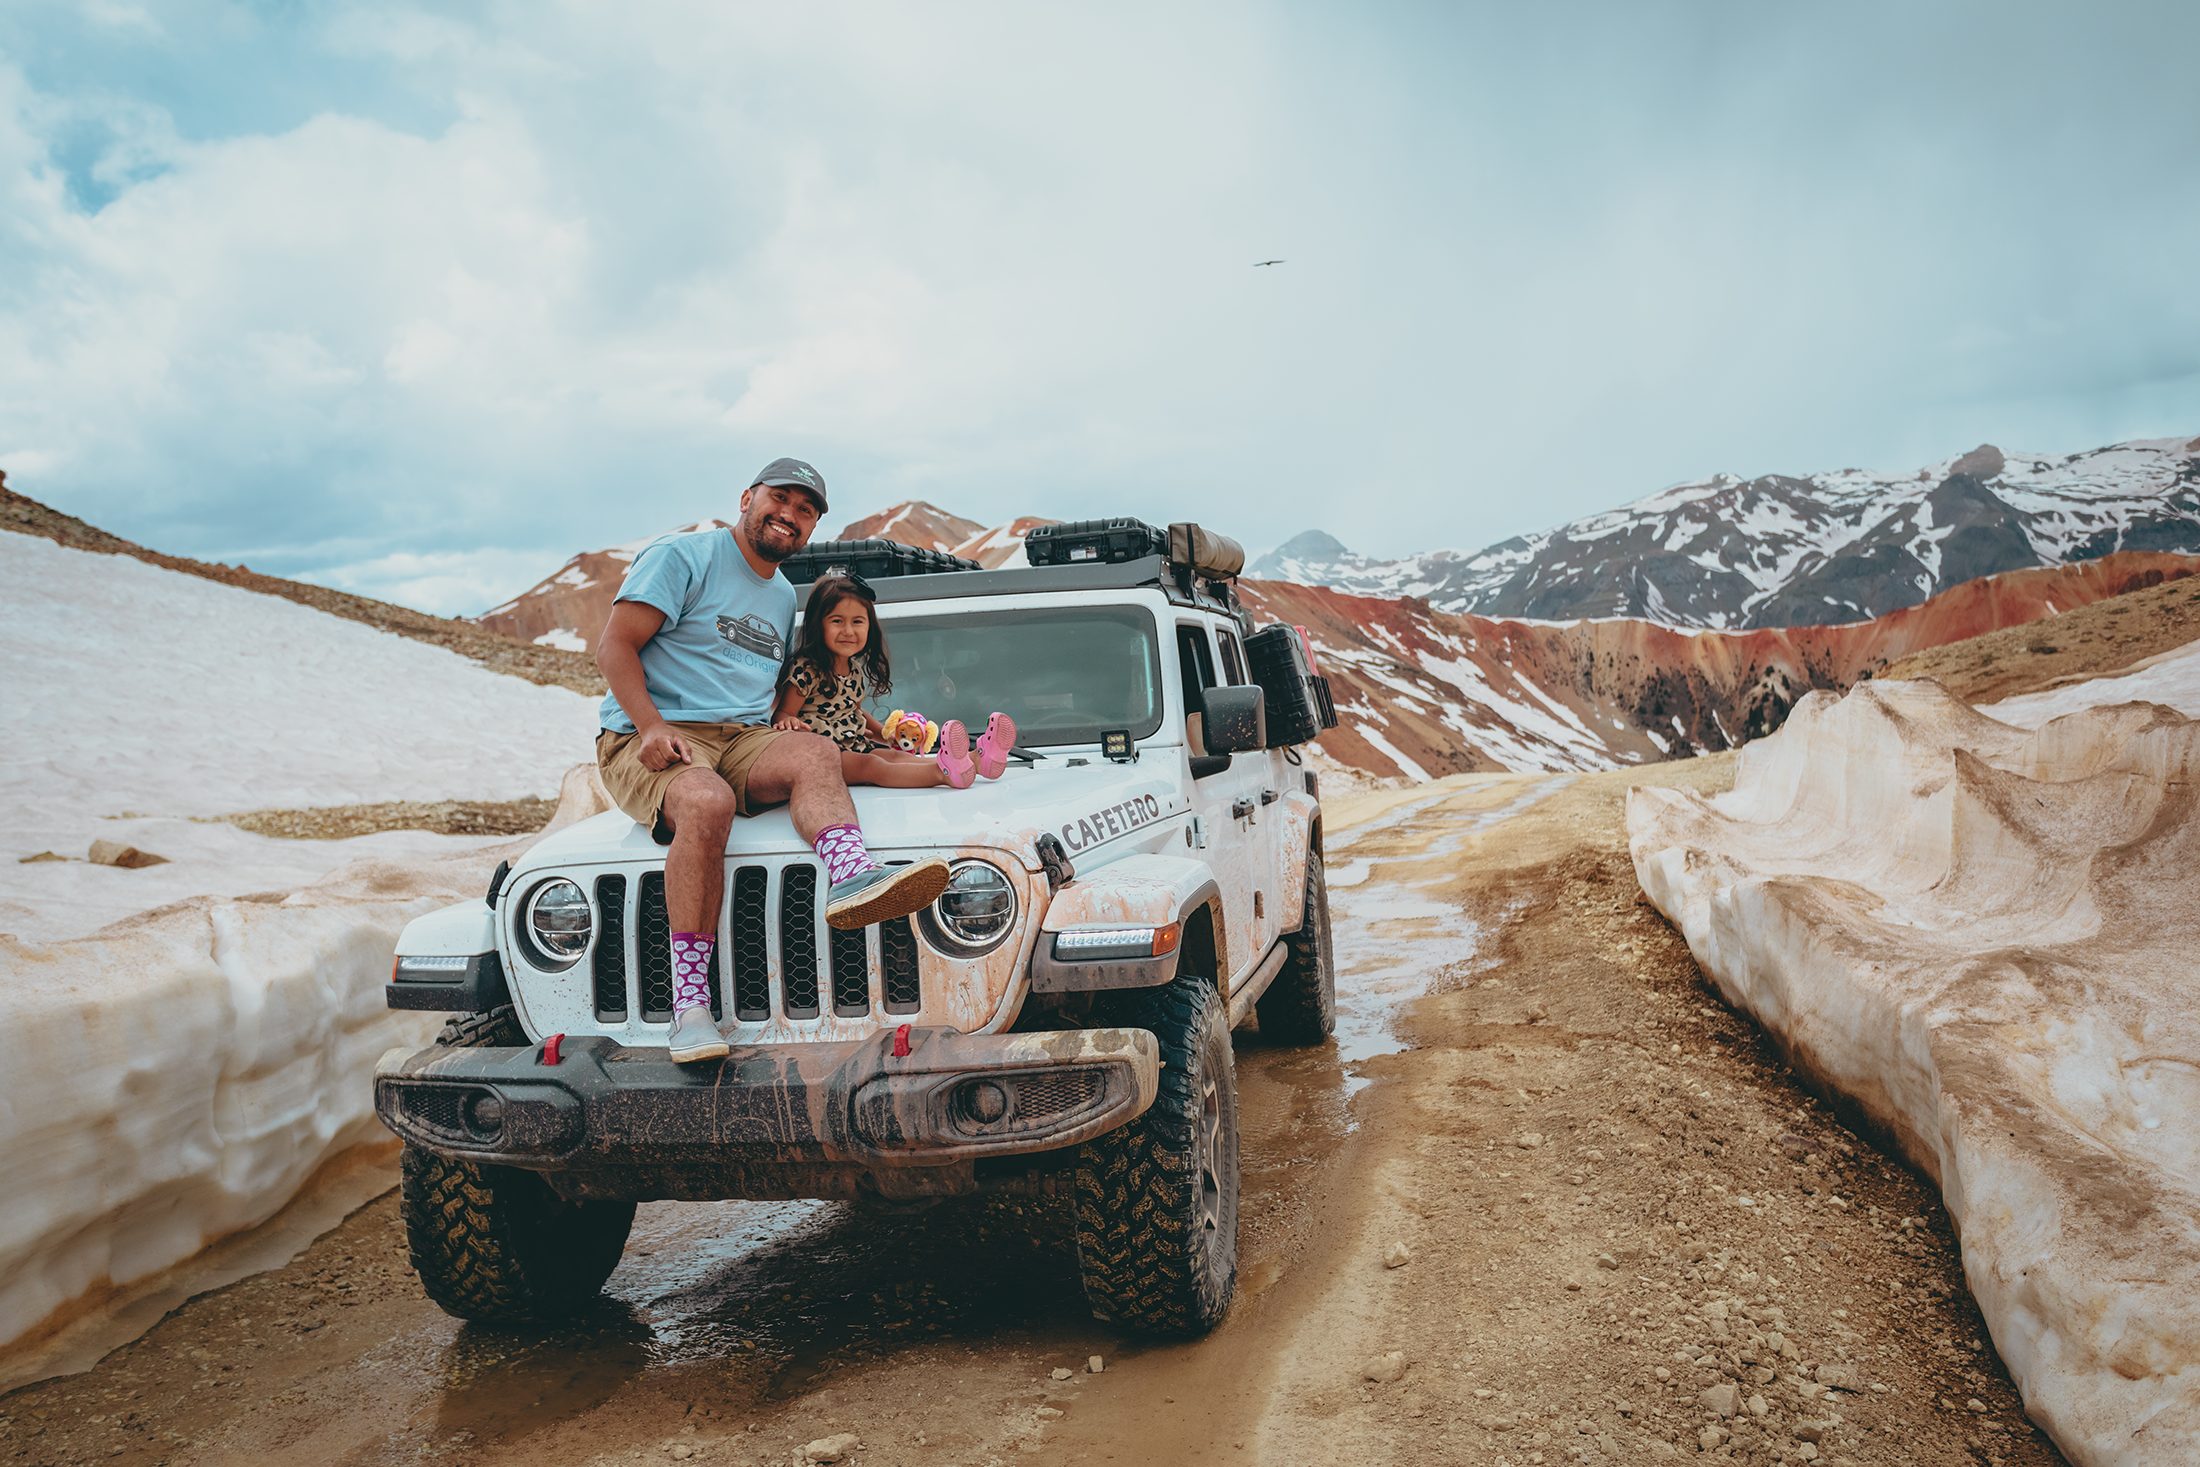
0, 1, 2195, 615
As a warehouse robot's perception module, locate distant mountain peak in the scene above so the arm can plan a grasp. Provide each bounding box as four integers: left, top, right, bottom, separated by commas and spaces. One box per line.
834, 500, 986, 553
1259, 433, 2200, 630
1949, 443, 2006, 480
1272, 529, 1348, 561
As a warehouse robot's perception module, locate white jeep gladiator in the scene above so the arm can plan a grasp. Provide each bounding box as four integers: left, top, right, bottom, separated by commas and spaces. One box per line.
374, 519, 1339, 1337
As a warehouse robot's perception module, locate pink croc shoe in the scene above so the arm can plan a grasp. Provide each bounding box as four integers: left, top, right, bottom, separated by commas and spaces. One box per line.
935, 719, 975, 789
975, 712, 1018, 780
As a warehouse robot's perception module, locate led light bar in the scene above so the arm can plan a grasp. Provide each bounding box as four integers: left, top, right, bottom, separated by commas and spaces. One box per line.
396, 954, 470, 972
1051, 922, 1184, 962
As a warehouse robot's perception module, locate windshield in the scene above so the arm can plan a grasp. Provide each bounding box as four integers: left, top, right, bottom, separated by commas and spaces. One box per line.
866, 604, 1164, 747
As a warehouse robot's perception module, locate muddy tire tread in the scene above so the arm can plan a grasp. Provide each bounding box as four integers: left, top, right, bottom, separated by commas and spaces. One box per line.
1255, 852, 1335, 1045
398, 1006, 634, 1323
435, 1004, 526, 1050
1073, 976, 1239, 1336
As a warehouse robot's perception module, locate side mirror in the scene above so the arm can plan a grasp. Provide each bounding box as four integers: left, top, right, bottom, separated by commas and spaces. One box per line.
1200, 685, 1267, 755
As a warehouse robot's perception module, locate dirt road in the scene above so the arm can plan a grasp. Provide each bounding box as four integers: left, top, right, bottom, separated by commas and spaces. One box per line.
3, 764, 2066, 1466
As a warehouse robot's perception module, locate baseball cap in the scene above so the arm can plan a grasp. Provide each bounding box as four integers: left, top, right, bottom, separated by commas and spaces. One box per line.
752, 457, 828, 513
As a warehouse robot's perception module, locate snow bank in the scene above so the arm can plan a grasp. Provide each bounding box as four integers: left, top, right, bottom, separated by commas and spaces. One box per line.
1988, 637, 2200, 729
0, 765, 611, 1381
1, 530, 603, 942
1627, 680, 2200, 1465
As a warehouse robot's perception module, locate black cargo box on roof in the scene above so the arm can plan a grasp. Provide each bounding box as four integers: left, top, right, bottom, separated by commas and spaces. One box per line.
1024, 518, 1169, 567
781, 539, 983, 585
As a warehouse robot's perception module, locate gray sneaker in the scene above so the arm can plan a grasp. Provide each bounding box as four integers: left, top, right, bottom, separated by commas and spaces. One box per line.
667, 1005, 729, 1063
825, 857, 951, 930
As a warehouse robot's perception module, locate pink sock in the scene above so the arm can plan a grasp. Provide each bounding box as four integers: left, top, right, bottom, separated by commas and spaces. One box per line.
671, 931, 715, 1012
813, 822, 879, 885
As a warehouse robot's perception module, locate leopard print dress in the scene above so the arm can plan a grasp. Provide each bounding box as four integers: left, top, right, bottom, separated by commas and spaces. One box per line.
785, 659, 878, 753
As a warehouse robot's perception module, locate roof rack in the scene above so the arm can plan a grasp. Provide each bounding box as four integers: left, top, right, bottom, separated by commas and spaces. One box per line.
786, 518, 1249, 623
780, 538, 983, 585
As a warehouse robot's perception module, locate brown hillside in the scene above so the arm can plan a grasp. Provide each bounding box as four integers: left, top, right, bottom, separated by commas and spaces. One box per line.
1879, 571, 2200, 704
0, 474, 604, 695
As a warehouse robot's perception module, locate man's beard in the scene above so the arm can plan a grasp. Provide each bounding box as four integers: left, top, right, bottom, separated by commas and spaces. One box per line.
743, 508, 804, 563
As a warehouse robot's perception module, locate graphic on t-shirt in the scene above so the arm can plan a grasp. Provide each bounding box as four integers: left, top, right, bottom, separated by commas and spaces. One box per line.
718, 613, 786, 661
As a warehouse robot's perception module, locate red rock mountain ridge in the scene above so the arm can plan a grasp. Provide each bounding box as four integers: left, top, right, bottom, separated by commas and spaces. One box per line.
1252, 552, 2200, 780
478, 519, 737, 652
471, 502, 2197, 781
834, 501, 1057, 568
478, 502, 1053, 650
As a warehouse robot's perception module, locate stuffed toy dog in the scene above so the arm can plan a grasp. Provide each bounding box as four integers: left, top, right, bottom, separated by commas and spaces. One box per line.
880, 709, 940, 754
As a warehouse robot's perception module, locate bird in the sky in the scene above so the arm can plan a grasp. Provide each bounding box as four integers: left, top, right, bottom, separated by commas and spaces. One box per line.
1254, 259, 1284, 266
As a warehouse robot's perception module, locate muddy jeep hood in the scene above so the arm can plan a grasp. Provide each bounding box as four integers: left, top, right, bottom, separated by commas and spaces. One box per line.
525, 757, 1196, 874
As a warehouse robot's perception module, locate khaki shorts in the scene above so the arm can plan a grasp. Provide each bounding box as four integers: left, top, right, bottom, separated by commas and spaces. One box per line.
595, 722, 788, 841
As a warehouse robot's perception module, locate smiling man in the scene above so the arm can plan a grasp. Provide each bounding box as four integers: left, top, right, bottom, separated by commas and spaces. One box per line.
594, 456, 950, 1062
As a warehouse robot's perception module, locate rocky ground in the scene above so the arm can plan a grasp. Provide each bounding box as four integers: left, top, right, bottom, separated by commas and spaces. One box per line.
0, 764, 2066, 1467
208, 797, 560, 841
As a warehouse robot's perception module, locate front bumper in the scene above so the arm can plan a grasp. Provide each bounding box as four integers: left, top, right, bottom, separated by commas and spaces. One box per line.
374, 1024, 1160, 1185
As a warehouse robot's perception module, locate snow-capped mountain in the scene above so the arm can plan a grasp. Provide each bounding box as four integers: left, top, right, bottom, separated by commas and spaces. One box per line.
1253, 436, 2200, 629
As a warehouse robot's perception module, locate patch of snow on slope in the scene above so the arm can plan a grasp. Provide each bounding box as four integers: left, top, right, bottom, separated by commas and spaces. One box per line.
1984, 639, 2200, 728
1, 533, 603, 942
1356, 726, 1432, 782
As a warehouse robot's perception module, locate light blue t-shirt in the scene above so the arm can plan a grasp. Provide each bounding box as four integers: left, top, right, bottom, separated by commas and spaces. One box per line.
597, 529, 798, 733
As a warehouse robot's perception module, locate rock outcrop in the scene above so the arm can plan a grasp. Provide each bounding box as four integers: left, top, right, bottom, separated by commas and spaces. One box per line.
1628, 681, 2200, 1464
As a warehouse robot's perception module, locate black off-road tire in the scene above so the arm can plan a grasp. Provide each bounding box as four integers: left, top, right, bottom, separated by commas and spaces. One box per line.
397, 1006, 636, 1324
1255, 851, 1335, 1045
1073, 976, 1240, 1335
435, 1004, 527, 1048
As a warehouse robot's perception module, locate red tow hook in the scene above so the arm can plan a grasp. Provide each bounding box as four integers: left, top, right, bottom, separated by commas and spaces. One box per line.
891, 1023, 912, 1058
541, 1033, 564, 1066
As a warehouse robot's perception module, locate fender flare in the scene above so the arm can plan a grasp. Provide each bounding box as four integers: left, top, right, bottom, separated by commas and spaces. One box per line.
1031, 853, 1223, 993
1274, 790, 1321, 929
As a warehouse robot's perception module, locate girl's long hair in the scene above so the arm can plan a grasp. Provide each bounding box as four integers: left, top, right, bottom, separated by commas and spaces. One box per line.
783, 575, 891, 697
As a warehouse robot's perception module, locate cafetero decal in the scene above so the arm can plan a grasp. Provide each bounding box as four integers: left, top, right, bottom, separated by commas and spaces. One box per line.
1061, 795, 1165, 852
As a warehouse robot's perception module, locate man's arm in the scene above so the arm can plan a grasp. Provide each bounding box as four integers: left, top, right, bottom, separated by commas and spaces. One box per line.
597, 600, 691, 772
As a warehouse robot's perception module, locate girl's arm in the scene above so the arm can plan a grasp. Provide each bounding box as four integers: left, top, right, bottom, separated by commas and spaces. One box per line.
771, 682, 812, 732
861, 709, 886, 739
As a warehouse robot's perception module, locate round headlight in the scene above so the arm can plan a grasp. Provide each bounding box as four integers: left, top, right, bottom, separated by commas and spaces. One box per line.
920, 860, 1017, 956
524, 878, 592, 966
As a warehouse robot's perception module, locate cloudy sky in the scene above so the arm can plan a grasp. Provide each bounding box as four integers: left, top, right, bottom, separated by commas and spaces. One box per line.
3, 2, 2197, 615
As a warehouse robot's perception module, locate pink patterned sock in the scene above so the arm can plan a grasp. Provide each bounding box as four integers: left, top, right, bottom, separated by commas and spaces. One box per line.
813, 822, 879, 885
671, 931, 715, 1013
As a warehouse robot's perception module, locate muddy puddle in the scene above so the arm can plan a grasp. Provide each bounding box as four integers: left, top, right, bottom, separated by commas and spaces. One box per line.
1325, 776, 1570, 1067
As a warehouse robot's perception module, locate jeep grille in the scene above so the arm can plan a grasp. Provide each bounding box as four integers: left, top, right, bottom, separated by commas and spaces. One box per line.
585, 860, 924, 1027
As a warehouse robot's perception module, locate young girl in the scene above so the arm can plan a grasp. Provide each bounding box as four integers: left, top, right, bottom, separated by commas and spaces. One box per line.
772, 575, 1017, 790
